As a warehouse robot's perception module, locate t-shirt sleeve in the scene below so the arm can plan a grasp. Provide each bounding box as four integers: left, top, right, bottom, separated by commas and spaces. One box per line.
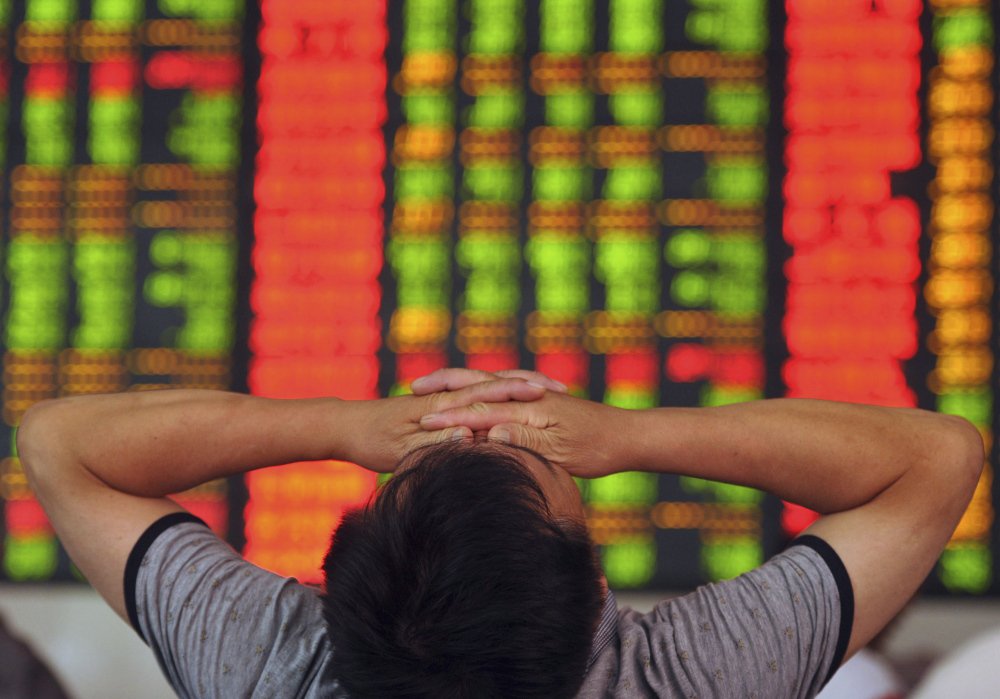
124, 512, 334, 699
610, 535, 853, 699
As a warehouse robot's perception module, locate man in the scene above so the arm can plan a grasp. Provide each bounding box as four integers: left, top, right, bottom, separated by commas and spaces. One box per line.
19, 368, 981, 698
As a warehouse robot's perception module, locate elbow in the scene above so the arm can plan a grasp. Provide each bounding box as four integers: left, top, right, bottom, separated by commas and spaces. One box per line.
17, 399, 64, 489
950, 415, 985, 483
930, 414, 985, 504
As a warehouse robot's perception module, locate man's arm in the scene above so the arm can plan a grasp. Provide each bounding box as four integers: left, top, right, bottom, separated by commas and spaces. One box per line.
417, 382, 984, 659
626, 400, 983, 657
17, 379, 551, 624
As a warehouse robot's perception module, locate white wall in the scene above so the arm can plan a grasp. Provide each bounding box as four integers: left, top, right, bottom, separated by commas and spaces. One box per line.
1, 586, 1000, 699
0, 586, 175, 699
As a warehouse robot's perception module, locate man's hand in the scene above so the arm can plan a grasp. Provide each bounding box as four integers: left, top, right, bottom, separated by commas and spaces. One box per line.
414, 370, 629, 479
343, 377, 556, 473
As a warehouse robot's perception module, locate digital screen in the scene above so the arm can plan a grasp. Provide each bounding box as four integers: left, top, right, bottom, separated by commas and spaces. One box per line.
0, 0, 996, 596
923, 0, 995, 593
0, 0, 242, 582
244, 0, 384, 577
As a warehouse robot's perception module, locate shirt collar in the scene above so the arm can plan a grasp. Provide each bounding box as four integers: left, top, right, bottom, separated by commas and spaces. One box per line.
586, 590, 619, 671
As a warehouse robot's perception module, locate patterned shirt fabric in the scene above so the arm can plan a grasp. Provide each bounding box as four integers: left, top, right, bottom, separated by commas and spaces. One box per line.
576, 537, 851, 698
127, 513, 345, 699
127, 514, 851, 699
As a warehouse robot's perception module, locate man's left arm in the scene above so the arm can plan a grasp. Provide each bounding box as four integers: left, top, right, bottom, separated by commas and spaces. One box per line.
17, 381, 551, 625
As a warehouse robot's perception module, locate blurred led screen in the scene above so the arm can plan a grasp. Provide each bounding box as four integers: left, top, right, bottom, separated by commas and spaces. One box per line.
0, 0, 995, 596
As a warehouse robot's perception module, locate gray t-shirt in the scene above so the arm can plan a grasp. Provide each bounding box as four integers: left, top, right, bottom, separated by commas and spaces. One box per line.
127, 513, 851, 698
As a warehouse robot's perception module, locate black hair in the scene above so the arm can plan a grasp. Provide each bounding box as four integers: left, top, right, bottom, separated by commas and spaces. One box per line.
321, 442, 604, 699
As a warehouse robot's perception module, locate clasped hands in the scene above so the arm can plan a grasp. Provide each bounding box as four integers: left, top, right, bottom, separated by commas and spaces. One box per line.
344, 368, 627, 480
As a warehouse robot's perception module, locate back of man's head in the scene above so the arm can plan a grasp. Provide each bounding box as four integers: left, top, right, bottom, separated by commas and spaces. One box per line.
322, 442, 604, 699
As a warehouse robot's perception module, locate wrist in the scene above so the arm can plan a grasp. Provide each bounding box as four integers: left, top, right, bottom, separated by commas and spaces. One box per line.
597, 404, 654, 475
622, 406, 690, 474
282, 397, 357, 463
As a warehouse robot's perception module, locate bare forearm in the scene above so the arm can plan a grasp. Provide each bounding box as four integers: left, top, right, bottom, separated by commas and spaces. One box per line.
19, 390, 357, 497
627, 399, 983, 514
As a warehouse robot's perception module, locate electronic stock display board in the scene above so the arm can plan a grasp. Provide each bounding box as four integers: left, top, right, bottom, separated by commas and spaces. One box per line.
0, 0, 997, 597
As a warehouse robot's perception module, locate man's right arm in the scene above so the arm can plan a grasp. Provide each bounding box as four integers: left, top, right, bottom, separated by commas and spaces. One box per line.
626, 399, 983, 658
419, 391, 984, 659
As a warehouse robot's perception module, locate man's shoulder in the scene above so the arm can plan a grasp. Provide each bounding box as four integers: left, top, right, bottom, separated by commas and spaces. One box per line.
576, 543, 847, 698
132, 516, 346, 698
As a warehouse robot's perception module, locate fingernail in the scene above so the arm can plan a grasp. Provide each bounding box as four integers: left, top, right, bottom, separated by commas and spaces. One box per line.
449, 429, 466, 441
553, 380, 568, 391
527, 381, 546, 389
410, 377, 427, 390
420, 413, 440, 424
494, 428, 511, 443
